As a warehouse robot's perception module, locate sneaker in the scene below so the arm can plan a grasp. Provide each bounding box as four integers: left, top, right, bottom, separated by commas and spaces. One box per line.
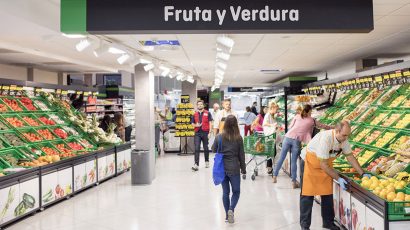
192, 164, 199, 171
272, 176, 277, 183
227, 210, 234, 224
267, 167, 273, 174
205, 161, 210, 168
323, 223, 340, 230
292, 181, 300, 189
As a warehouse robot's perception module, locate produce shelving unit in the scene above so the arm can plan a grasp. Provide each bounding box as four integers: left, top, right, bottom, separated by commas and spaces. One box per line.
0, 79, 132, 228
302, 64, 410, 230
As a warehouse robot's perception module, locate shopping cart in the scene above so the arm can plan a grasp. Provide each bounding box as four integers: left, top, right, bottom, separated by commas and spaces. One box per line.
243, 132, 277, 181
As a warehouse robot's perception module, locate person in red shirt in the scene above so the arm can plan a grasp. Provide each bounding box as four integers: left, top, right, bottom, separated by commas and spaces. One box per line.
191, 100, 213, 171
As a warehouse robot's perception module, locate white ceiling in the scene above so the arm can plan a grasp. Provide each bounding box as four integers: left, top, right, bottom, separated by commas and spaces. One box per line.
0, 0, 409, 87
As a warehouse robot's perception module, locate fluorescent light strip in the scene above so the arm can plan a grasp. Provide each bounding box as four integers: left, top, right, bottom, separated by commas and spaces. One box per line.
75, 39, 91, 52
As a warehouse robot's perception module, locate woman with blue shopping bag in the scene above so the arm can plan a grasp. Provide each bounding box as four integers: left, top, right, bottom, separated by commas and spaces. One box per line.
212, 115, 246, 224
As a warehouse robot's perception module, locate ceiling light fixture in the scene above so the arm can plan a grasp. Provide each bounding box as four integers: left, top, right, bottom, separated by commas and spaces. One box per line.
176, 72, 184, 81
217, 36, 235, 49
216, 62, 227, 70
216, 52, 230, 61
93, 42, 109, 57
75, 39, 92, 52
117, 53, 131, 64
108, 47, 126, 54
159, 66, 170, 77
62, 33, 86, 39
144, 63, 155, 72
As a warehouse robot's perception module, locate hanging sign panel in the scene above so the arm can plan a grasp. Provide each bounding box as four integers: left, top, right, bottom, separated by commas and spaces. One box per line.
61, 0, 374, 34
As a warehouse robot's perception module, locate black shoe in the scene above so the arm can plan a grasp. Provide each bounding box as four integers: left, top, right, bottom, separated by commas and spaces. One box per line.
323, 224, 340, 230
301, 227, 310, 230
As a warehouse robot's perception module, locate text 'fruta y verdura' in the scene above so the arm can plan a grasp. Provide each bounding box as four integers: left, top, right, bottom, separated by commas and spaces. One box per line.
164, 6, 300, 25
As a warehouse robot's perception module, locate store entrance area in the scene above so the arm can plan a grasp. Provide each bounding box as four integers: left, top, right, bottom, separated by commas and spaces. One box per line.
7, 154, 322, 230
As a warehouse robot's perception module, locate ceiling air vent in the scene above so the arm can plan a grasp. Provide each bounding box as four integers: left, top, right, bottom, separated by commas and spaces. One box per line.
260, 69, 283, 74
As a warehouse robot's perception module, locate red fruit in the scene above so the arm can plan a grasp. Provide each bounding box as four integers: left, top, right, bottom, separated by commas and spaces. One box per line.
22, 117, 40, 126
23, 132, 43, 142
42, 147, 59, 156
19, 97, 37, 111
37, 129, 55, 140
54, 128, 68, 139
68, 142, 83, 150
5, 117, 25, 127
0, 104, 8, 112
38, 117, 55, 125
3, 98, 23, 111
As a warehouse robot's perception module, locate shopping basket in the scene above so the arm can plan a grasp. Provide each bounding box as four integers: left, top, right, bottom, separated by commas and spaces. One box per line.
243, 132, 276, 181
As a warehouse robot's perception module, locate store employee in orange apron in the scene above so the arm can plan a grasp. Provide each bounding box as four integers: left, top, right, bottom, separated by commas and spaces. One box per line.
213, 99, 238, 135
299, 121, 370, 230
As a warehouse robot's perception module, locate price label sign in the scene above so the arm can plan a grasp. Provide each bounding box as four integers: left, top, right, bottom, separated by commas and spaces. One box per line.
35, 88, 42, 93
61, 90, 68, 95
93, 92, 98, 96
84, 92, 90, 96
76, 91, 83, 95
403, 70, 410, 77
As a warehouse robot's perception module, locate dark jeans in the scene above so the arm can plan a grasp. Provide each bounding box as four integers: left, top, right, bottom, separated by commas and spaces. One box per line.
222, 174, 241, 217
299, 160, 335, 228
273, 137, 301, 181
194, 131, 209, 165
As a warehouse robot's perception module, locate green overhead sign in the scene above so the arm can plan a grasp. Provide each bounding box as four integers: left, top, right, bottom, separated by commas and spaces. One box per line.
61, 0, 87, 34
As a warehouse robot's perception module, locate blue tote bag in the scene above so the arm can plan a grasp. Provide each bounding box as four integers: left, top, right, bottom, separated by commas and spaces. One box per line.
213, 136, 225, 185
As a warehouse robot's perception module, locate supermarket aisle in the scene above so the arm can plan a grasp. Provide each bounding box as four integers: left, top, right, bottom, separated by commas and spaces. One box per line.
7, 154, 324, 230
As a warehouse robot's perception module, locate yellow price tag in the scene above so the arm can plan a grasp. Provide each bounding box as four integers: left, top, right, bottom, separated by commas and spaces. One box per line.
35, 88, 42, 93
9, 85, 17, 90
375, 76, 383, 82
383, 74, 390, 79
389, 73, 396, 78
84, 92, 89, 96
76, 91, 83, 95
16, 86, 23, 91
3, 86, 10, 90
403, 71, 410, 77
396, 71, 403, 77
93, 92, 98, 96
61, 90, 68, 95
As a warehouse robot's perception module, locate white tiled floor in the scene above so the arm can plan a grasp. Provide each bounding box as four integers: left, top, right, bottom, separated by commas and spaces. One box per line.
7, 154, 325, 230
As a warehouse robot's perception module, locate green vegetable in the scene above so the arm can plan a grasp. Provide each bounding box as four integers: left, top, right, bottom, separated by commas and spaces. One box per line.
22, 193, 35, 209
14, 201, 26, 216
1, 187, 15, 220
42, 189, 53, 203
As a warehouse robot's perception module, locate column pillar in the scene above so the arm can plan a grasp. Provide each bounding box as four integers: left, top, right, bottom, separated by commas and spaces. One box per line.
134, 64, 156, 181
181, 79, 197, 154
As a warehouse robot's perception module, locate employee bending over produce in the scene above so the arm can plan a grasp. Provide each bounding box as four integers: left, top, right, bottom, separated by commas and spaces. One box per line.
299, 121, 370, 230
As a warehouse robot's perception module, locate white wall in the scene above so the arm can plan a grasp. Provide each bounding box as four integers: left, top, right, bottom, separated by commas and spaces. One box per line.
121, 71, 133, 87
0, 64, 27, 80
33, 69, 58, 84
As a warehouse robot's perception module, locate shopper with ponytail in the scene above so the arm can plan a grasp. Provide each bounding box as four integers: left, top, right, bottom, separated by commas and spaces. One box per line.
272, 104, 333, 188
212, 115, 246, 224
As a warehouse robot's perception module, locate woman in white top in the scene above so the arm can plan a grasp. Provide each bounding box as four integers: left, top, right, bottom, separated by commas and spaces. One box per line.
262, 102, 279, 174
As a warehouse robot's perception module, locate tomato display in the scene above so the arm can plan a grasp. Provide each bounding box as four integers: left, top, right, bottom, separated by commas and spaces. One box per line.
37, 129, 55, 140
22, 116, 40, 126
23, 132, 43, 142
0, 104, 8, 112
54, 128, 68, 139
55, 144, 76, 158
41, 147, 59, 156
38, 116, 55, 125
19, 97, 37, 111
5, 117, 25, 127
68, 142, 84, 150
3, 98, 23, 111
